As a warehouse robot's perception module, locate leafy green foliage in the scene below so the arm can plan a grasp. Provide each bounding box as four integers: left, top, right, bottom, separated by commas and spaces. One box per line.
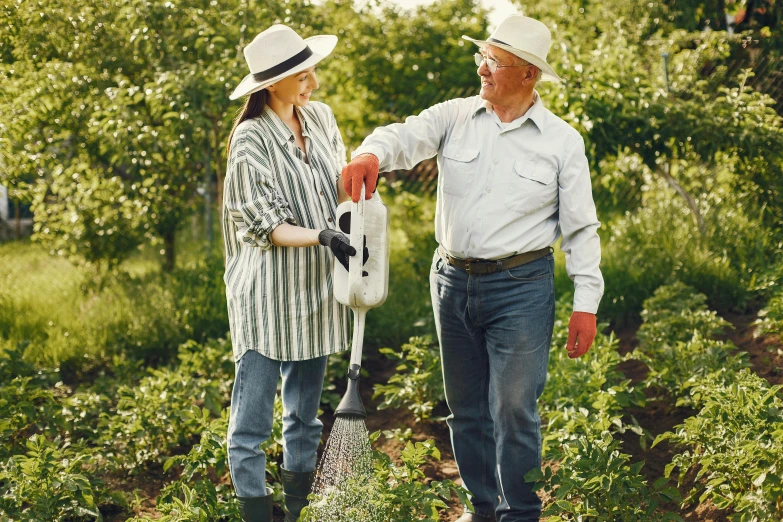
633, 282, 748, 401
372, 335, 443, 422
0, 435, 105, 521
755, 288, 783, 338
599, 185, 778, 323
655, 370, 783, 520
527, 432, 683, 521
541, 298, 645, 451
0, 242, 227, 373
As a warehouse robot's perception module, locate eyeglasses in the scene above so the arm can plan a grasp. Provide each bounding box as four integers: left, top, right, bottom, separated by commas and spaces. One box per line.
474, 53, 529, 73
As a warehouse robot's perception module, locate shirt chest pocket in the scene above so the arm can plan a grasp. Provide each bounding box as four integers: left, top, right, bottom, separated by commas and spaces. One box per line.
503, 159, 558, 216
441, 146, 479, 198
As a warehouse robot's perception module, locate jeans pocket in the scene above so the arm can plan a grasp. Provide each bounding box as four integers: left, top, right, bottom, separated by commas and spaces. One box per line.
431, 250, 445, 274
505, 257, 553, 282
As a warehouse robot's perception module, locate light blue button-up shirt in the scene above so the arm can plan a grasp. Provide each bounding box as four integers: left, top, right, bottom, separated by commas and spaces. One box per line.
354, 93, 604, 314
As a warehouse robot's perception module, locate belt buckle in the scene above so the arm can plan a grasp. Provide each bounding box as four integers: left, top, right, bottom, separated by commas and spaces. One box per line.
464, 258, 478, 275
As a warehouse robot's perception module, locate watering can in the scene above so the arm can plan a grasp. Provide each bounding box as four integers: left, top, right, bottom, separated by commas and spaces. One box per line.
332, 183, 390, 419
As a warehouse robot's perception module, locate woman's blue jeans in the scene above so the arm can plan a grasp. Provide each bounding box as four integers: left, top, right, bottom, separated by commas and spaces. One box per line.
227, 350, 328, 498
430, 249, 555, 522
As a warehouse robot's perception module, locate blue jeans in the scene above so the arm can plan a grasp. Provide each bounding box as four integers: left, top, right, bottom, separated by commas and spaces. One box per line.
227, 350, 328, 498
430, 249, 555, 522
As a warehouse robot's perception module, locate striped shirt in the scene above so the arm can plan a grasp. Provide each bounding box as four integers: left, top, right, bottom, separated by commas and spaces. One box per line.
222, 102, 350, 362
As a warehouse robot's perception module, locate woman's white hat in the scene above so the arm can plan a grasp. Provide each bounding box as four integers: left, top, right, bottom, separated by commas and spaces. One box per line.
462, 15, 562, 83
229, 25, 337, 100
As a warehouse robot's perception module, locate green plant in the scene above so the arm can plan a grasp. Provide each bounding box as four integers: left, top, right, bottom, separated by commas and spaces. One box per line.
541, 298, 645, 451
527, 432, 683, 521
755, 290, 783, 338
372, 335, 444, 422
633, 282, 748, 401
0, 377, 65, 459
654, 370, 783, 521
152, 408, 241, 522
0, 434, 105, 521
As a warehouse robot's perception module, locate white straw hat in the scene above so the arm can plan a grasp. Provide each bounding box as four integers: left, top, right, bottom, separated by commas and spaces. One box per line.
462, 15, 562, 83
229, 25, 337, 100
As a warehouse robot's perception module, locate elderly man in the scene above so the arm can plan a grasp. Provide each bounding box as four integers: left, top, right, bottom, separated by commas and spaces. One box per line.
342, 15, 604, 522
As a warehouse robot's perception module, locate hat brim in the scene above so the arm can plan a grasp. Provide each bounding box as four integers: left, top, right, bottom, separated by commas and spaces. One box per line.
462, 36, 563, 83
229, 35, 338, 100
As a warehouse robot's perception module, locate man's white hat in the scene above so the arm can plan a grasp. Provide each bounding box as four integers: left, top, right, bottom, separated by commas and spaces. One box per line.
462, 15, 562, 83
229, 25, 337, 100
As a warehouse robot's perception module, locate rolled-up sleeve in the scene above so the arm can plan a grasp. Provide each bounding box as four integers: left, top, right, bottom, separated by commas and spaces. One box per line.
224, 159, 295, 250
558, 134, 604, 314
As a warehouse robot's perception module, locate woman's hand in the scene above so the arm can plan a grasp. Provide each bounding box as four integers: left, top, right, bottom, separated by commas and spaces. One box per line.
318, 229, 356, 271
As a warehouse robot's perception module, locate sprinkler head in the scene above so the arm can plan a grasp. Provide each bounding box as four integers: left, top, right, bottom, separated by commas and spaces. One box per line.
334, 364, 366, 419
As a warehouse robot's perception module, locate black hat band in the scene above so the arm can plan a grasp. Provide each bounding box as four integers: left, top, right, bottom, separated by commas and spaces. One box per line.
253, 46, 314, 83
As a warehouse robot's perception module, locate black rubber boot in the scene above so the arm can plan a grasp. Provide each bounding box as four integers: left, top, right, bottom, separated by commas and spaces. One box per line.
281, 468, 316, 522
237, 488, 274, 522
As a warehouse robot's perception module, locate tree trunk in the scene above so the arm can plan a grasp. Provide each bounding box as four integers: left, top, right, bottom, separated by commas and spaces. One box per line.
204, 144, 213, 253
163, 229, 176, 271
658, 163, 706, 238
214, 127, 224, 212
715, 0, 726, 30
14, 200, 20, 240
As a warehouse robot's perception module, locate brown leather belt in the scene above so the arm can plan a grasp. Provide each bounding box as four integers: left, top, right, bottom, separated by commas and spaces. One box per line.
440, 246, 552, 275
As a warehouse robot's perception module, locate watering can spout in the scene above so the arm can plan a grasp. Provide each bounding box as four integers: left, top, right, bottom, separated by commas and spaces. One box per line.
334, 364, 366, 419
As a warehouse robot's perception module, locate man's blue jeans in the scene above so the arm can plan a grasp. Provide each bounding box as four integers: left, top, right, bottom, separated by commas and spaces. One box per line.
227, 350, 328, 498
430, 249, 555, 522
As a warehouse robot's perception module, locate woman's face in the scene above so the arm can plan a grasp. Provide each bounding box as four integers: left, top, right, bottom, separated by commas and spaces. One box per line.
267, 66, 319, 107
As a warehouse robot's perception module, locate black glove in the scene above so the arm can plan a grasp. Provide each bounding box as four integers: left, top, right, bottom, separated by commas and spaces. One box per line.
318, 229, 356, 272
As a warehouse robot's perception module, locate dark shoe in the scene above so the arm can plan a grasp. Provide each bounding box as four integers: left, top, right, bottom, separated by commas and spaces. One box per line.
281, 468, 316, 522
238, 488, 274, 522
455, 512, 495, 522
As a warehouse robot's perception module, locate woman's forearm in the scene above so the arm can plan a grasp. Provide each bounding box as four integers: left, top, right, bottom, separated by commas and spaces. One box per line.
270, 223, 321, 247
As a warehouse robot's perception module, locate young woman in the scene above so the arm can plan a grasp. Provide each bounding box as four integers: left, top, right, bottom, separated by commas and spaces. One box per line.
223, 25, 354, 522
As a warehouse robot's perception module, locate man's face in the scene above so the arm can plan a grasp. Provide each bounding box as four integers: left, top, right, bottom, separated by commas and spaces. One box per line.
477, 45, 532, 106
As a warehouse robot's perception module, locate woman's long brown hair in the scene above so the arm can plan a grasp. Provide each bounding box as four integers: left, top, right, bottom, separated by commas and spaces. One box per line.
226, 89, 268, 157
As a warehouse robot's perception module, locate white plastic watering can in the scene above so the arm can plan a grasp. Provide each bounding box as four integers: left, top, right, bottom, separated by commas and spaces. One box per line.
332, 183, 390, 418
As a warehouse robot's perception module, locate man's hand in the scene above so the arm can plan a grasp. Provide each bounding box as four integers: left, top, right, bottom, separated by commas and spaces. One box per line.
318, 229, 355, 271
342, 153, 380, 202
566, 312, 597, 358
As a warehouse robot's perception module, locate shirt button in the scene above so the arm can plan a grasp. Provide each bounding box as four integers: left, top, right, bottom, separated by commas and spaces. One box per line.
486, 187, 491, 193
327, 217, 333, 223
320, 191, 324, 196
478, 215, 483, 220
494, 159, 499, 165
456, 152, 461, 158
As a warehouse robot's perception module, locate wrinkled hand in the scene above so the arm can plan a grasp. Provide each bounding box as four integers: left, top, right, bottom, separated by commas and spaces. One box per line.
318, 229, 356, 271
342, 153, 379, 202
566, 312, 597, 358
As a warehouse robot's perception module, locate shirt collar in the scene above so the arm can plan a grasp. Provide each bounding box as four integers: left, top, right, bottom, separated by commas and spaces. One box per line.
262, 105, 311, 146
472, 90, 546, 133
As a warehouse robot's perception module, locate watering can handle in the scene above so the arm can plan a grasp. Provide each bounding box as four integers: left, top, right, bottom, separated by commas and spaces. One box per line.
348, 182, 365, 305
